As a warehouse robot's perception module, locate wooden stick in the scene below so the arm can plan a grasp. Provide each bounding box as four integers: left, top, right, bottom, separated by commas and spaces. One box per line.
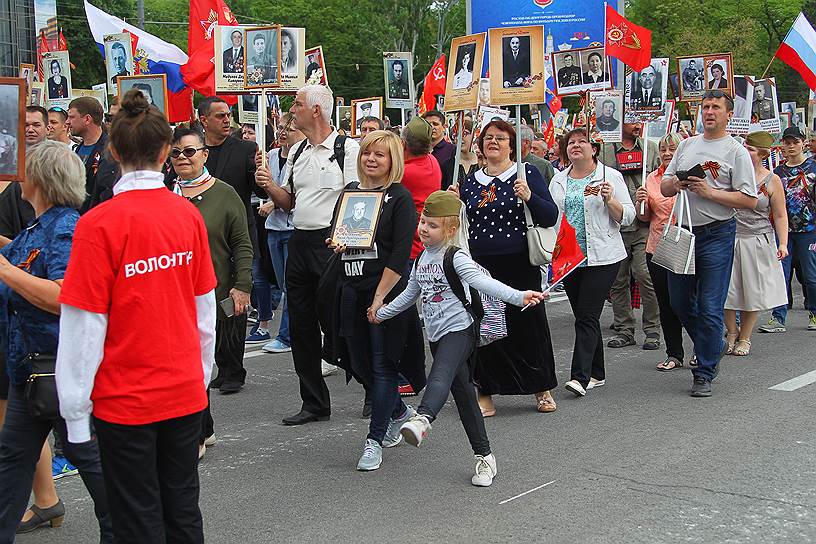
640, 121, 649, 214
451, 111, 464, 188
760, 56, 775, 80
259, 88, 267, 169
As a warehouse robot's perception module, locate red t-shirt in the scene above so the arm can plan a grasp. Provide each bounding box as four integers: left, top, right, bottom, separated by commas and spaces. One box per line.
59, 188, 217, 425
402, 154, 442, 259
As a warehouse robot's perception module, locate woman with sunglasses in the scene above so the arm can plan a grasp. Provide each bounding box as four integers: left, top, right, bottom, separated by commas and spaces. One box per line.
170, 126, 253, 452
457, 120, 560, 416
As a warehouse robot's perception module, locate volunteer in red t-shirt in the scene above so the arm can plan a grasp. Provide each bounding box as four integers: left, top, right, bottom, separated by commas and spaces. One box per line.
56, 90, 217, 544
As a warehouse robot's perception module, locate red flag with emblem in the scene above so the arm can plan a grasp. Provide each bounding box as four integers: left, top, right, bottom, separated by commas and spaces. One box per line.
543, 118, 555, 148
418, 54, 446, 115
36, 30, 50, 80
548, 94, 562, 116
57, 28, 68, 51
548, 215, 587, 288
605, 5, 652, 71
181, 0, 238, 103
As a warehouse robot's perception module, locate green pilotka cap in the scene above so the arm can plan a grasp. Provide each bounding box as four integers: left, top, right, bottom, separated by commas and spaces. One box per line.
405, 116, 433, 147
422, 190, 461, 217
745, 131, 774, 149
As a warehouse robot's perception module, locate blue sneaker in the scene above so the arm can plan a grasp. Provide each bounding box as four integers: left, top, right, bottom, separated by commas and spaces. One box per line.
261, 338, 291, 353
382, 405, 416, 448
245, 327, 271, 344
356, 439, 382, 471
52, 456, 78, 480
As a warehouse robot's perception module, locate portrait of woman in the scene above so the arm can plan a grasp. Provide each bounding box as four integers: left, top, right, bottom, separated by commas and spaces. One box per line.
708, 62, 728, 90
280, 29, 297, 75
453, 44, 476, 90
47, 60, 68, 100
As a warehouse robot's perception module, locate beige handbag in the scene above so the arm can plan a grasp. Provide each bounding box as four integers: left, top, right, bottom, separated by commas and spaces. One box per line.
523, 201, 557, 265
652, 189, 696, 275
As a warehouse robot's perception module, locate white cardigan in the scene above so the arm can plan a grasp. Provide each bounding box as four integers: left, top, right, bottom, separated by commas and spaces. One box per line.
549, 161, 635, 266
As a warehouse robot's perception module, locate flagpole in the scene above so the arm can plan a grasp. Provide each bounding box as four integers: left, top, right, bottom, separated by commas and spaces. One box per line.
516, 105, 525, 202
760, 57, 775, 80
640, 121, 649, 214
259, 89, 267, 169
451, 111, 464, 189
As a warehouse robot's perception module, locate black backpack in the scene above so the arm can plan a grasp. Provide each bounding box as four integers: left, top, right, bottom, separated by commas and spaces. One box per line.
415, 246, 485, 322
287, 135, 347, 208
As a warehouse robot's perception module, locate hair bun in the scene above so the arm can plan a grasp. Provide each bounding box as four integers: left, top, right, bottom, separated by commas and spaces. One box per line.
121, 89, 150, 116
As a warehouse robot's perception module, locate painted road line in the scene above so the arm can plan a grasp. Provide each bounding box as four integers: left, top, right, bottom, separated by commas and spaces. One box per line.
499, 480, 557, 505
769, 369, 816, 391
245, 350, 267, 359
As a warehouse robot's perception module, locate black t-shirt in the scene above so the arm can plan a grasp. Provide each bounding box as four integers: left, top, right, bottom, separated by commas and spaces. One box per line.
205, 142, 223, 172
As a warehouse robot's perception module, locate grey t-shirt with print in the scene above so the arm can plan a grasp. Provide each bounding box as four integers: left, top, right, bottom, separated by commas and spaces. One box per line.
662, 134, 757, 226
376, 243, 525, 343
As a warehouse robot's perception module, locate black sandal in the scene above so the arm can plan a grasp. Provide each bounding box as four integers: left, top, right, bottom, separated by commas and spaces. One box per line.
656, 357, 683, 371
16, 501, 65, 534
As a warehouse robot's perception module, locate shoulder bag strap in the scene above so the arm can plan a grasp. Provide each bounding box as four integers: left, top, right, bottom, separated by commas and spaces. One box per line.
442, 246, 473, 317
287, 139, 310, 209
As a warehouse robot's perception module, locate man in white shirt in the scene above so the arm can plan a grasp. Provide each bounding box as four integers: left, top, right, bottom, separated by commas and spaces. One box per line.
255, 85, 359, 425
661, 90, 757, 397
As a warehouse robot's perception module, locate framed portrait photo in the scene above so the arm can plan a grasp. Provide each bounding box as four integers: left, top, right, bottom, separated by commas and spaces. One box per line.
647, 99, 676, 139
104, 32, 134, 96
277, 27, 306, 92
624, 58, 669, 122
444, 33, 486, 112
748, 76, 781, 133
337, 105, 352, 133
19, 63, 34, 104
244, 25, 282, 89
729, 75, 754, 131
0, 78, 26, 181
29, 82, 44, 107
330, 190, 385, 250
705, 55, 733, 93
796, 107, 807, 131
305, 46, 329, 86
778, 111, 791, 136
488, 26, 545, 107
238, 93, 260, 124
350, 97, 382, 137
41, 51, 72, 109
215, 25, 248, 93
117, 74, 169, 117
676, 53, 733, 101
72, 88, 106, 109
591, 90, 623, 143
551, 46, 609, 96
383, 52, 415, 110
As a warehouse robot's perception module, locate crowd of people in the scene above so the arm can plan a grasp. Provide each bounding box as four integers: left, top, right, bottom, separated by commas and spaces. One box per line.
0, 83, 813, 543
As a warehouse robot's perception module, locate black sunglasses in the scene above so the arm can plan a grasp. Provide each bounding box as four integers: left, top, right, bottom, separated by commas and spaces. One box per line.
170, 147, 205, 159
702, 90, 734, 104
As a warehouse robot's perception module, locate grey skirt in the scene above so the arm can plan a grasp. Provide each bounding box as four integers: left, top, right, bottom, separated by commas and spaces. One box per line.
725, 232, 787, 311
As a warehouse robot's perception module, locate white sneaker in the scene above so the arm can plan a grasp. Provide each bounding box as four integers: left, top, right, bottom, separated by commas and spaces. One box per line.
587, 378, 605, 390
471, 453, 498, 487
203, 434, 216, 447
565, 379, 586, 397
400, 414, 431, 447
198, 443, 206, 460
321, 360, 339, 377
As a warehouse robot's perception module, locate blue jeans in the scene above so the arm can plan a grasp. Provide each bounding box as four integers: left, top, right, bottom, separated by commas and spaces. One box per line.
668, 219, 736, 381
771, 231, 816, 323
267, 229, 292, 345
251, 256, 281, 322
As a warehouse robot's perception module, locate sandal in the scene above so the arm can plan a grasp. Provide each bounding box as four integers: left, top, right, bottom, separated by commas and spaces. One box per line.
535, 391, 557, 413
607, 334, 636, 348
656, 357, 683, 371
725, 332, 739, 355
733, 339, 751, 356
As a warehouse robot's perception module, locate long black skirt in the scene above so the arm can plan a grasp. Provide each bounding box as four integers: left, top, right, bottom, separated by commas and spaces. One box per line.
473, 250, 557, 395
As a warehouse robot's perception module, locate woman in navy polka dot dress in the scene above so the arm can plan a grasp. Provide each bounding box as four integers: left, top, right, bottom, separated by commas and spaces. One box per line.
456, 120, 560, 415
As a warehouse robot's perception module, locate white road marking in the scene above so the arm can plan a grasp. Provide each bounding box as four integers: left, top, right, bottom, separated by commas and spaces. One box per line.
499, 480, 556, 505
244, 350, 267, 359
769, 369, 816, 391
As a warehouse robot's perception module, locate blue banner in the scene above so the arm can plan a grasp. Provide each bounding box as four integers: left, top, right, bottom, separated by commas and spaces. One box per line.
469, 0, 607, 53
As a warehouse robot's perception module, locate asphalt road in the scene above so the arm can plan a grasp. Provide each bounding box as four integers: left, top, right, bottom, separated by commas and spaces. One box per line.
18, 294, 816, 543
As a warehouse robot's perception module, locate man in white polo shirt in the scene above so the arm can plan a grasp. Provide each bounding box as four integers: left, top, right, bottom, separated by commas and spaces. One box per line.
256, 85, 359, 425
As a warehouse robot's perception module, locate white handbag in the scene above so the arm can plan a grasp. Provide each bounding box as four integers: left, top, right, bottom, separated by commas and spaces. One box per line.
523, 201, 557, 265
652, 189, 696, 275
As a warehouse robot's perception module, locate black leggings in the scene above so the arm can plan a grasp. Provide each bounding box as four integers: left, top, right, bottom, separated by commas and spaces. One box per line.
418, 327, 490, 457
646, 253, 685, 361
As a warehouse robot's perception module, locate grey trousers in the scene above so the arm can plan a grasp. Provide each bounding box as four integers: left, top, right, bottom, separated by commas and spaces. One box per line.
610, 227, 660, 338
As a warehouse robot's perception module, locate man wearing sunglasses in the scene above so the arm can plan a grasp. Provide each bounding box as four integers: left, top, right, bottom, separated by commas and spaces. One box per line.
47, 107, 71, 145
661, 90, 758, 397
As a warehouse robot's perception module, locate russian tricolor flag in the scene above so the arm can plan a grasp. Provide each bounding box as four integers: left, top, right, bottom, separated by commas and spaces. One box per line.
776, 12, 816, 91
83, 1, 192, 122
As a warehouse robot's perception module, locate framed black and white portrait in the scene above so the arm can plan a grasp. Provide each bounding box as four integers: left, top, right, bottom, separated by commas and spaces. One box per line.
104, 33, 134, 96
305, 46, 328, 86
444, 33, 486, 113
706, 56, 731, 91
117, 74, 169, 117
330, 190, 385, 250
351, 97, 382, 137
383, 52, 415, 110
488, 26, 544, 106
278, 27, 306, 92
0, 78, 25, 181
581, 50, 608, 86
728, 75, 754, 134
41, 51, 72, 109
244, 25, 281, 89
625, 58, 668, 120
337, 105, 352, 133
749, 76, 780, 133
591, 90, 623, 143
551, 47, 607, 96
238, 93, 259, 124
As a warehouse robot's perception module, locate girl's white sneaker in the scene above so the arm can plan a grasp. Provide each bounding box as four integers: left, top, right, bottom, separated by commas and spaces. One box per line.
471, 453, 497, 487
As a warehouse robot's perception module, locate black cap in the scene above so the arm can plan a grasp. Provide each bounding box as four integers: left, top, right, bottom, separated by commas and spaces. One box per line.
782, 126, 805, 140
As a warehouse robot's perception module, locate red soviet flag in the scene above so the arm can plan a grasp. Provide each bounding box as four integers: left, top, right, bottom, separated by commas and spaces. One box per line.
548, 215, 587, 289
605, 5, 652, 71
181, 0, 238, 102
418, 54, 446, 115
